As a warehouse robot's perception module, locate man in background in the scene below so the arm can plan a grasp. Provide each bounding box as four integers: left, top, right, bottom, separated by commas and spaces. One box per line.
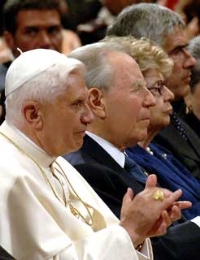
106, 3, 200, 180
0, 0, 64, 125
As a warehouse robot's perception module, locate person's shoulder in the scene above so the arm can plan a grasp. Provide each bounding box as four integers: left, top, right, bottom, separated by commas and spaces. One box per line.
63, 149, 87, 165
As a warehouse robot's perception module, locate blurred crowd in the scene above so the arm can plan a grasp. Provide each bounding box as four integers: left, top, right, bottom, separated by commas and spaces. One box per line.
0, 0, 200, 63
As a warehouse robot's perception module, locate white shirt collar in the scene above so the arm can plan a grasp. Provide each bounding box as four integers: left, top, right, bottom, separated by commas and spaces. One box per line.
86, 131, 126, 168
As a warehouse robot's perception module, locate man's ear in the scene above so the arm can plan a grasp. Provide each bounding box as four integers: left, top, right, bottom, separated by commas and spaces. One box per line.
3, 31, 15, 53
88, 88, 106, 118
22, 101, 43, 130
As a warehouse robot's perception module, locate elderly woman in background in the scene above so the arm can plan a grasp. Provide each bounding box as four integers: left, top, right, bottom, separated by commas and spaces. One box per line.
184, 36, 200, 138
103, 36, 200, 219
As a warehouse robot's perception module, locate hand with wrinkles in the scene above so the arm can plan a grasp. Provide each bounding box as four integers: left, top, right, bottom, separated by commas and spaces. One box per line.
120, 174, 192, 248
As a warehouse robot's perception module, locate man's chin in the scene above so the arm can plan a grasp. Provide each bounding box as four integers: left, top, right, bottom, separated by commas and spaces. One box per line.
177, 85, 190, 99
127, 132, 147, 148
63, 141, 84, 155
137, 131, 148, 142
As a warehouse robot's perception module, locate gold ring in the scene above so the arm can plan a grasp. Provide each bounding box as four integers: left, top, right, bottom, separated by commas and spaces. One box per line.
152, 190, 164, 201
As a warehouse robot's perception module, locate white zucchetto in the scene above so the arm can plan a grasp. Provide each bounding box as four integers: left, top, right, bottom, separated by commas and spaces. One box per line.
5, 48, 83, 97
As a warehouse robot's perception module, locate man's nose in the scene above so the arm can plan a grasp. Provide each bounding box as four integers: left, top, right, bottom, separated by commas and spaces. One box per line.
183, 49, 196, 68
82, 104, 94, 124
163, 86, 175, 102
38, 31, 52, 48
144, 88, 156, 107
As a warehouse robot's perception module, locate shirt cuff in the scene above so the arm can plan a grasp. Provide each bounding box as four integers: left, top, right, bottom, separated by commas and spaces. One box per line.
137, 238, 152, 259
191, 216, 200, 227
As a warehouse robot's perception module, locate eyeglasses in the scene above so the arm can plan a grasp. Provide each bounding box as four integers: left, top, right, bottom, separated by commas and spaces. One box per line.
147, 80, 166, 97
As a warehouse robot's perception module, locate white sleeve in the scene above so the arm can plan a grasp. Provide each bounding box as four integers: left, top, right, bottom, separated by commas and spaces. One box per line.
1, 167, 153, 260
191, 216, 200, 227
58, 226, 152, 260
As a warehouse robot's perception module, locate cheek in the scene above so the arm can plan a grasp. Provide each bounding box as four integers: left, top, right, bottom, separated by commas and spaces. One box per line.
135, 105, 145, 120
150, 106, 162, 120
17, 38, 35, 51
51, 34, 62, 44
169, 61, 181, 82
193, 88, 200, 102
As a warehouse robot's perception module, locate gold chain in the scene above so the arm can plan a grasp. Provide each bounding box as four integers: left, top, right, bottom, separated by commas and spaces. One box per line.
52, 162, 94, 226
0, 131, 93, 226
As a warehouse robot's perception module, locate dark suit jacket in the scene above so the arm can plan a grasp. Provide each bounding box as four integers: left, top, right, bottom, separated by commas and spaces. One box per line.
184, 112, 200, 139
64, 135, 200, 260
154, 118, 200, 180
66, 135, 144, 217
0, 247, 15, 260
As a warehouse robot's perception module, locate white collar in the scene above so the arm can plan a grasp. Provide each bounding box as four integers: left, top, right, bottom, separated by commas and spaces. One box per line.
86, 131, 126, 168
0, 121, 56, 167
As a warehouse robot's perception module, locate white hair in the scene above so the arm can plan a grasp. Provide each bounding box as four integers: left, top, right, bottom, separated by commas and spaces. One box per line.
6, 60, 85, 125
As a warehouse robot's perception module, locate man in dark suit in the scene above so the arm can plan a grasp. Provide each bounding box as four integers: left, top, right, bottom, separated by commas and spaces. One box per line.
106, 3, 200, 180
65, 42, 200, 260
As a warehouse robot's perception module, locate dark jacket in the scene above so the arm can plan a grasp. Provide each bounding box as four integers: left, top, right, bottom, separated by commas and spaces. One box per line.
0, 247, 15, 260
154, 115, 200, 180
184, 112, 200, 139
65, 134, 200, 260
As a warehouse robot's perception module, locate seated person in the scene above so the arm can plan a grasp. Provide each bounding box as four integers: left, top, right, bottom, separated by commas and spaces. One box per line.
0, 48, 184, 259
0, 0, 66, 124
106, 3, 200, 180
114, 37, 200, 220
65, 39, 199, 260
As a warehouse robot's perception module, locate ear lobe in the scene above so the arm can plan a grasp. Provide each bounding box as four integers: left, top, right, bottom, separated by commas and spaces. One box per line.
88, 88, 106, 118
22, 101, 43, 130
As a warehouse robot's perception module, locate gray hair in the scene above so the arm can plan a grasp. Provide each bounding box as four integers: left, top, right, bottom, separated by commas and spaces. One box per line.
187, 36, 200, 92
6, 61, 85, 125
106, 3, 185, 47
69, 42, 131, 91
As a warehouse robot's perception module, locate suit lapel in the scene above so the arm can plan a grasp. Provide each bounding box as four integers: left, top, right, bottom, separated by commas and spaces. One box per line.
180, 119, 200, 157
82, 135, 125, 173
161, 123, 200, 159
82, 135, 146, 188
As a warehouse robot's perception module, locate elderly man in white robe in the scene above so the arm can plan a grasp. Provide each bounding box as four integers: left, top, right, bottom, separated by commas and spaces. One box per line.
0, 48, 190, 260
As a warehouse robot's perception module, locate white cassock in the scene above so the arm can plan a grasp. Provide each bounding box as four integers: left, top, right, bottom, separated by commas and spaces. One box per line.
0, 121, 153, 260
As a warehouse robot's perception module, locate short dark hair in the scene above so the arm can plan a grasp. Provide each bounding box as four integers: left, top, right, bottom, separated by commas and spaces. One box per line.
3, 0, 62, 34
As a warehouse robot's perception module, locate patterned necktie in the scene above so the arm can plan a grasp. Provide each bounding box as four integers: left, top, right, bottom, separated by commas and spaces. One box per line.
124, 155, 148, 184
170, 112, 188, 141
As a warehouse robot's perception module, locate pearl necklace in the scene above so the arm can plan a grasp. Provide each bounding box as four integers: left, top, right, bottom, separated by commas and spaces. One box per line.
146, 146, 154, 155
0, 131, 94, 226
146, 145, 168, 160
